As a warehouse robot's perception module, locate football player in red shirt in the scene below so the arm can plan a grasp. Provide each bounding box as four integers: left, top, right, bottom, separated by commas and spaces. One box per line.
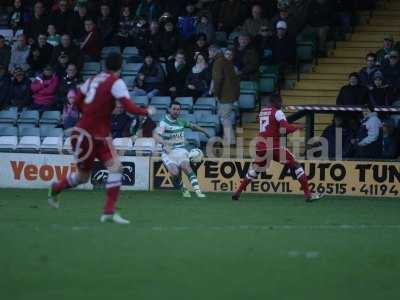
232, 95, 323, 202
48, 53, 155, 224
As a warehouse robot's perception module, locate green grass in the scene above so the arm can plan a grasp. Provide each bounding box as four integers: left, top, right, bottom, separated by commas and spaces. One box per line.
1, 189, 400, 300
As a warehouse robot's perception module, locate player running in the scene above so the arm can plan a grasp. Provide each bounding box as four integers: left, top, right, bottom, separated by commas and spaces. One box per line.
232, 95, 323, 202
48, 52, 155, 224
153, 101, 209, 198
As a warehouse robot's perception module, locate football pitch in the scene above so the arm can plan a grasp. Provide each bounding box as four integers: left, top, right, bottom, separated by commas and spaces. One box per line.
1, 189, 399, 300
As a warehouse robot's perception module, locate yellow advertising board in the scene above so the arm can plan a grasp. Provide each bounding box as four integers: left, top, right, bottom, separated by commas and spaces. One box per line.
151, 159, 400, 197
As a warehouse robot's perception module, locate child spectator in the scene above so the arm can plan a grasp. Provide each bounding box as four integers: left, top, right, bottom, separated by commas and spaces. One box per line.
9, 68, 32, 111
47, 24, 61, 47
31, 65, 60, 111
62, 89, 80, 129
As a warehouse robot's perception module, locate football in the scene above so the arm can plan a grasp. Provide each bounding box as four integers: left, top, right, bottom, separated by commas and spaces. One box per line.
189, 148, 204, 163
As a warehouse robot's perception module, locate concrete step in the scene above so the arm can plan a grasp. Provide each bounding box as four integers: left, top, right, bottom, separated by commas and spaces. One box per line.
282, 96, 337, 105
336, 41, 381, 48
370, 18, 400, 26
319, 57, 364, 64
356, 25, 400, 33
313, 64, 362, 74
332, 48, 378, 58
351, 32, 400, 42
301, 73, 347, 80
281, 89, 338, 97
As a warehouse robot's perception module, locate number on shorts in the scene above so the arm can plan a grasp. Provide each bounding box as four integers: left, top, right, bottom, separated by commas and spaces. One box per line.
84, 73, 109, 104
259, 115, 270, 132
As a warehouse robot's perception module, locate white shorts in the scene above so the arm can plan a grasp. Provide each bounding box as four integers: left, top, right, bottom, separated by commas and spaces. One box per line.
161, 148, 190, 167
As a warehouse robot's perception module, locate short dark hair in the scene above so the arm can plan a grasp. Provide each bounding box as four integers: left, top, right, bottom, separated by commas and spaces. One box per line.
105, 52, 123, 72
366, 53, 377, 60
170, 101, 181, 108
348, 72, 359, 79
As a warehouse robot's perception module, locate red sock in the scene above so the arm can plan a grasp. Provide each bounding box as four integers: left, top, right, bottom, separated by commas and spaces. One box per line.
238, 178, 251, 193
52, 178, 71, 194
104, 186, 120, 214
298, 174, 311, 198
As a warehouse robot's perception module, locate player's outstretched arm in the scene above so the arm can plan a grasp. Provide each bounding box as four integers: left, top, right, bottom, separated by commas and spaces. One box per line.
153, 130, 171, 153
190, 123, 210, 138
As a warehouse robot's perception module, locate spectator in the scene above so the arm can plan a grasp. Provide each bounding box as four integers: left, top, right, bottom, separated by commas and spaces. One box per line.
353, 104, 382, 158
24, 1, 48, 42
270, 4, 293, 36
166, 50, 190, 98
381, 50, 400, 91
335, 0, 355, 39
8, 0, 27, 32
47, 24, 61, 47
368, 71, 392, 107
68, 3, 88, 41
9, 34, 30, 73
224, 48, 239, 74
27, 33, 53, 75
97, 2, 114, 46
185, 52, 211, 99
320, 115, 353, 158
306, 0, 334, 56
51, 34, 83, 74
9, 68, 32, 111
234, 32, 259, 81
376, 34, 395, 65
241, 4, 269, 37
50, 0, 73, 34
62, 89, 80, 129
359, 53, 379, 88
114, 6, 136, 50
111, 100, 133, 138
210, 45, 240, 145
218, 0, 247, 34
186, 33, 209, 65
381, 119, 399, 159
0, 35, 11, 69
254, 25, 274, 64
55, 63, 81, 110
270, 21, 296, 73
336, 73, 368, 106
141, 21, 162, 59
195, 13, 215, 44
131, 73, 159, 98
80, 18, 102, 61
136, 0, 161, 22
178, 1, 198, 41
31, 65, 60, 111
135, 54, 165, 96
159, 20, 180, 62
0, 65, 12, 110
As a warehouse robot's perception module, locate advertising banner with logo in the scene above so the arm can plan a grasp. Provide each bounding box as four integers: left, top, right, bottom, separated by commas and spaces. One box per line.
0, 153, 150, 190
151, 158, 400, 198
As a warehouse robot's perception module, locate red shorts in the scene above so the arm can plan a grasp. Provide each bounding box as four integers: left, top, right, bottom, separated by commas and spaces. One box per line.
255, 141, 296, 168
71, 130, 116, 171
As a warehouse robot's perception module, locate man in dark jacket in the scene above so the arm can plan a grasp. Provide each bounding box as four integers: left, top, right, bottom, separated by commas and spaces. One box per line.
270, 21, 296, 72
234, 32, 259, 81
359, 53, 380, 88
97, 2, 114, 46
381, 50, 400, 96
80, 18, 102, 62
9, 68, 32, 111
55, 63, 81, 110
336, 73, 368, 106
166, 50, 190, 98
0, 64, 12, 109
50, 0, 73, 34
27, 33, 53, 75
51, 34, 83, 72
0, 35, 11, 69
24, 1, 48, 42
210, 45, 240, 145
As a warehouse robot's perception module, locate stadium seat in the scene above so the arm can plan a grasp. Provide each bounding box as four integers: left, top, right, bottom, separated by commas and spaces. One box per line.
0, 109, 18, 124
193, 97, 217, 112
130, 94, 149, 107
0, 126, 18, 151
41, 137, 63, 153
150, 96, 171, 110
151, 110, 166, 123
194, 111, 219, 128
40, 126, 63, 139
63, 137, 72, 152
101, 46, 121, 59
175, 97, 194, 111
81, 62, 101, 76
18, 110, 40, 124
133, 137, 156, 154
122, 76, 136, 90
122, 47, 140, 60
296, 31, 317, 81
184, 130, 201, 147
240, 81, 259, 97
40, 111, 61, 125
113, 137, 133, 151
122, 63, 142, 76
17, 127, 41, 151
228, 31, 240, 45
181, 113, 196, 124
199, 127, 216, 143
239, 94, 256, 110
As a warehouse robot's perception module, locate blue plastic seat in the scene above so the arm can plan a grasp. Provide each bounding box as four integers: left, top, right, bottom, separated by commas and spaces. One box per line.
122, 63, 142, 76
0, 109, 18, 124
193, 97, 217, 112
18, 110, 40, 124
101, 47, 121, 59
175, 97, 194, 111
184, 129, 201, 147
239, 94, 256, 110
40, 111, 61, 125
81, 62, 101, 76
130, 95, 149, 107
150, 96, 171, 110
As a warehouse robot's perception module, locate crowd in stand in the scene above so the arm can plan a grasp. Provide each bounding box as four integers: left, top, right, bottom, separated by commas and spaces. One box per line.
0, 0, 397, 159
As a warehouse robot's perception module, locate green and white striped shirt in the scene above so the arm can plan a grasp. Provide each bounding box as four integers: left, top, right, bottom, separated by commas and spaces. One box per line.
156, 114, 190, 151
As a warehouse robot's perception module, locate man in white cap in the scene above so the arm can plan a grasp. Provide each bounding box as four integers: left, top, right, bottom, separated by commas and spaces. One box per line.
270, 20, 295, 74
